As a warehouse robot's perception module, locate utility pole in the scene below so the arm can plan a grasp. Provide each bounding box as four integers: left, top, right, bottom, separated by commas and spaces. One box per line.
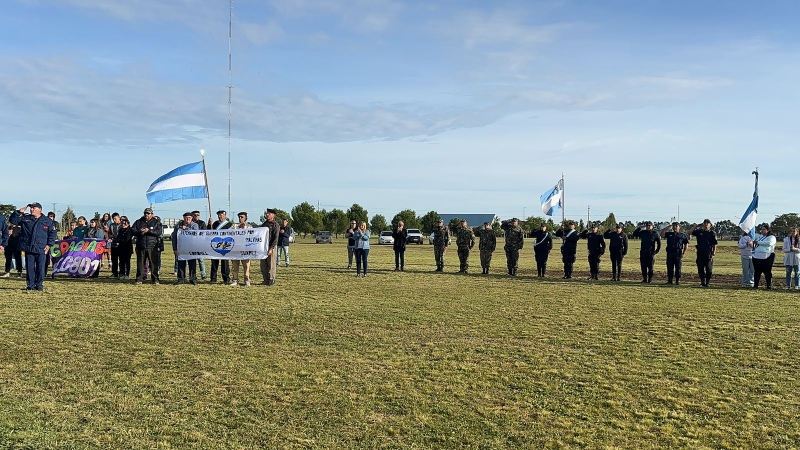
587, 205, 590, 225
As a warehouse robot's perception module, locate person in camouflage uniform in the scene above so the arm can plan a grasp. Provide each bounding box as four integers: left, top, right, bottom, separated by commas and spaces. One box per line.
478, 221, 496, 274
455, 219, 475, 273
431, 219, 450, 272
501, 218, 524, 276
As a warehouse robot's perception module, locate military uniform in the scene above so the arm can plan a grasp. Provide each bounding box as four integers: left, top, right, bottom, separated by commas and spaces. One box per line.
663, 229, 689, 284
691, 226, 718, 287
530, 228, 553, 277
455, 225, 475, 273
633, 224, 661, 283
478, 228, 496, 274
432, 223, 450, 272
580, 228, 606, 280
556, 226, 580, 278
603, 227, 629, 281
501, 220, 524, 276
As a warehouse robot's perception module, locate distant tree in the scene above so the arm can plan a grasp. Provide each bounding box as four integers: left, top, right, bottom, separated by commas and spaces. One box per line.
602, 213, 618, 233
447, 217, 462, 234
771, 213, 800, 237
346, 204, 368, 226
324, 209, 348, 237
291, 202, 322, 237
391, 209, 419, 229
419, 211, 441, 234
370, 214, 388, 234
713, 220, 739, 238
0, 203, 16, 218
93, 211, 101, 221
622, 220, 636, 236
577, 219, 585, 232
61, 205, 76, 230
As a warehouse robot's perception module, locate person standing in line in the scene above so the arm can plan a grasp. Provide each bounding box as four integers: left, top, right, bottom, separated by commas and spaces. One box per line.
530, 222, 552, 278
107, 213, 122, 278
737, 230, 755, 288
431, 219, 450, 272
689, 219, 717, 287
478, 221, 496, 275
208, 210, 233, 284
115, 216, 135, 280
782, 227, 800, 290
579, 222, 606, 280
10, 203, 57, 291
259, 208, 279, 286
661, 222, 689, 285
633, 221, 661, 283
501, 218, 524, 276
353, 221, 371, 277
44, 211, 59, 275
131, 207, 163, 285
603, 223, 628, 281
172, 212, 199, 285
455, 219, 475, 274
191, 211, 207, 280
2, 224, 23, 277
63, 221, 77, 239
100, 212, 112, 268
0, 212, 8, 276
752, 223, 777, 290
230, 212, 252, 286
345, 220, 357, 269
73, 216, 89, 238
86, 218, 105, 278
277, 219, 293, 268
392, 221, 408, 271
555, 221, 580, 279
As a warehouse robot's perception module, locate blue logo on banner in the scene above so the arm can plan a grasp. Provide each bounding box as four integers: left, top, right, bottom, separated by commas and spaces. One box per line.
211, 237, 235, 255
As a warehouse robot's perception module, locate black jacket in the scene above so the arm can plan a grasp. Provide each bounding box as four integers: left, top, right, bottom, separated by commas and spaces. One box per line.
556, 228, 580, 256
530, 229, 553, 255
603, 230, 629, 255
392, 228, 407, 251
131, 216, 163, 249
580, 230, 606, 257
633, 227, 661, 254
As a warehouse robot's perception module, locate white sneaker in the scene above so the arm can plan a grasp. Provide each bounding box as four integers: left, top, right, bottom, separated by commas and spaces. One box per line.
244, 281, 251, 286
229, 281, 238, 286
0, 272, 9, 278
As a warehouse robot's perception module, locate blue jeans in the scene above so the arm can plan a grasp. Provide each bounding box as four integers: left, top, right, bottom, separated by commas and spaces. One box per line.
278, 246, 290, 266
740, 257, 754, 287
355, 248, 369, 275
786, 264, 799, 288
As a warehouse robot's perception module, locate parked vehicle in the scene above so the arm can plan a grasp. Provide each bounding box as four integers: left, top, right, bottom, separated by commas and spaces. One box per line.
289, 231, 296, 243
406, 228, 424, 245
315, 231, 332, 244
379, 230, 394, 245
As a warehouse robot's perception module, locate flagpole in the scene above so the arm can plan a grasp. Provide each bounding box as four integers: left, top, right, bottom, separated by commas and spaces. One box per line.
561, 173, 565, 226
201, 149, 213, 217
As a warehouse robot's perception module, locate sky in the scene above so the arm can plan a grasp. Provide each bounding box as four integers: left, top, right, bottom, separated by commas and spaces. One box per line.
2, 0, 798, 226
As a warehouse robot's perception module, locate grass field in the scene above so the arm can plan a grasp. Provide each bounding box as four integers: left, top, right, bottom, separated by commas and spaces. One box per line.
1, 238, 799, 449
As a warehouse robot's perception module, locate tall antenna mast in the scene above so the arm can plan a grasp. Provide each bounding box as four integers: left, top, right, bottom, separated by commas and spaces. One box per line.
227, 0, 233, 212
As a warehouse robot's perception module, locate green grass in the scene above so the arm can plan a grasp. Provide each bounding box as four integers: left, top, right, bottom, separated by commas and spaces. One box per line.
1, 238, 799, 449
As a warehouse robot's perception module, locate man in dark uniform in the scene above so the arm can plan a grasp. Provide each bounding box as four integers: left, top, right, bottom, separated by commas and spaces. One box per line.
530, 222, 553, 277
633, 221, 661, 283
208, 210, 233, 284
555, 221, 580, 279
455, 219, 475, 273
478, 221, 496, 274
603, 222, 628, 281
10, 203, 57, 291
580, 222, 606, 280
661, 222, 689, 285
689, 219, 718, 287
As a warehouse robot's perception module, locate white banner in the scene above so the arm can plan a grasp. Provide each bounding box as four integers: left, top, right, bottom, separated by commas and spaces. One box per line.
176, 228, 269, 260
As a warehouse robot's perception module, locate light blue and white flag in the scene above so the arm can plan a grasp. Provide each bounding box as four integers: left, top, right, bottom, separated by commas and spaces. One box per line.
146, 161, 207, 204
540, 180, 563, 216
738, 171, 759, 238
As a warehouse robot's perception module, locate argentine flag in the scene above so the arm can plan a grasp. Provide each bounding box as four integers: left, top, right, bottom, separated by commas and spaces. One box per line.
738, 177, 758, 238
146, 161, 208, 204
540, 180, 563, 216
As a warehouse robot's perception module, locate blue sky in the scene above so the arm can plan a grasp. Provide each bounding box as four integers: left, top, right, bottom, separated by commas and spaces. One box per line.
2, 0, 798, 225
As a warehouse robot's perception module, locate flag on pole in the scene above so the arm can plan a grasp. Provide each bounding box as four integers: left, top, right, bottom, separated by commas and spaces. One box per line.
738, 171, 759, 238
146, 161, 208, 204
540, 180, 563, 216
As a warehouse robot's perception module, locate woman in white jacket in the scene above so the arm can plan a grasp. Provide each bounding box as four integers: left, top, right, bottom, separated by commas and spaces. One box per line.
737, 231, 754, 287
752, 224, 777, 290
783, 228, 800, 289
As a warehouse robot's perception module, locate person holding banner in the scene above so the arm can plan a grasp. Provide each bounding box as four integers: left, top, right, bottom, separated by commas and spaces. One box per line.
192, 211, 207, 280
230, 212, 252, 286
172, 212, 199, 285
132, 207, 163, 285
259, 208, 279, 286
209, 210, 233, 284
10, 202, 57, 291
87, 218, 105, 278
